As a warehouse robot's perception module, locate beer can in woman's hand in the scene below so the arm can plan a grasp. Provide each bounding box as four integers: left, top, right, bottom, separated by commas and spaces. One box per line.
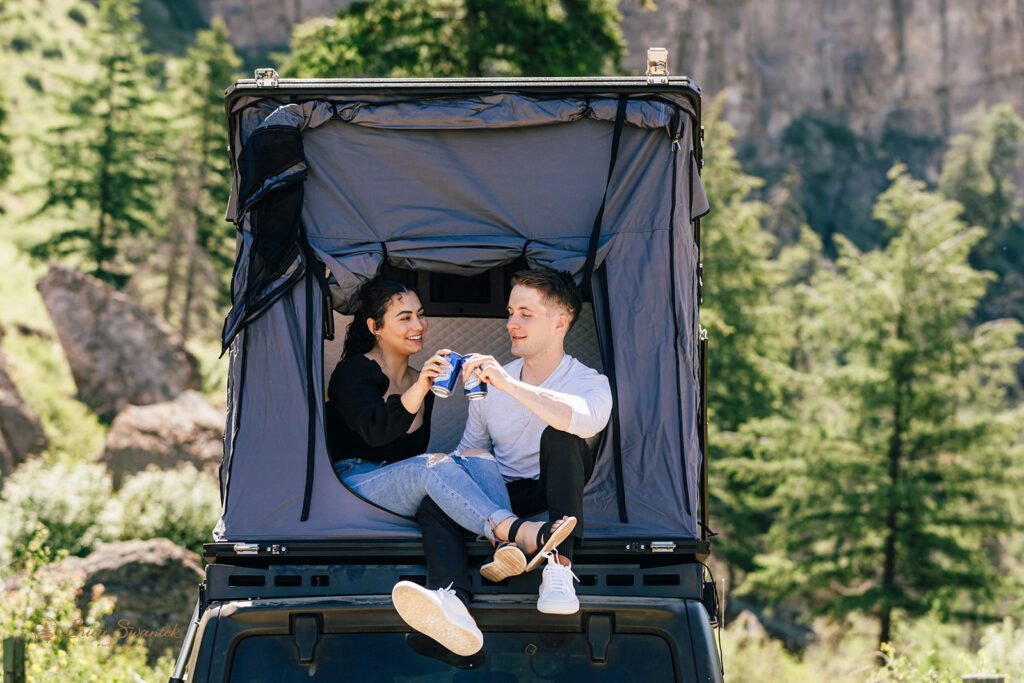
430, 352, 464, 398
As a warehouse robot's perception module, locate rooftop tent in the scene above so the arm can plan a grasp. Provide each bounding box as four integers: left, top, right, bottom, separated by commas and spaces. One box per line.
213, 80, 709, 543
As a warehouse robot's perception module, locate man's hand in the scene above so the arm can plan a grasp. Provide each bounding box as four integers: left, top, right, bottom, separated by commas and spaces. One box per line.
462, 354, 514, 392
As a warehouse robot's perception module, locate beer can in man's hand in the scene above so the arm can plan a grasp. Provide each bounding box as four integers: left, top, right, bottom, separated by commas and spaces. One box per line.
462, 354, 488, 401
430, 352, 464, 398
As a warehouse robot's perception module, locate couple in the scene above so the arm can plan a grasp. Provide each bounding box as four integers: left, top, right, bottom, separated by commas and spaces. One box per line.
325, 267, 612, 658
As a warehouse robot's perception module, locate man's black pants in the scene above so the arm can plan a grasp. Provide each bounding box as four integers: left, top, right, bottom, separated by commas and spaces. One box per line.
417, 427, 595, 605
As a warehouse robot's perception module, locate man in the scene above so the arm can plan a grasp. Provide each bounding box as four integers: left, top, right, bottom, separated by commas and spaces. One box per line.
391, 267, 612, 658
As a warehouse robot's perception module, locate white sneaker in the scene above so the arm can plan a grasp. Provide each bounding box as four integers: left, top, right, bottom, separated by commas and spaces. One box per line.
537, 552, 580, 615
391, 581, 484, 656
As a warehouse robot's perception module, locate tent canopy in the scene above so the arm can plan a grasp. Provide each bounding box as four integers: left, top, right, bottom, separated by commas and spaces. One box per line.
214, 82, 708, 542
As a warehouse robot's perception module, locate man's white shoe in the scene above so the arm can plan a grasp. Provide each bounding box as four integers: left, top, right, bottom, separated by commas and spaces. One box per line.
391, 581, 484, 656
537, 551, 580, 615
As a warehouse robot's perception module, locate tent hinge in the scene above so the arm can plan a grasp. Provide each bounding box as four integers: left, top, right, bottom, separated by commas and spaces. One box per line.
646, 47, 669, 84
255, 67, 279, 87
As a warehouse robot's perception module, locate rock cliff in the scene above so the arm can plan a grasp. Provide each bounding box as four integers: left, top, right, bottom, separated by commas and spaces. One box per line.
195, 0, 1024, 152
619, 0, 1024, 158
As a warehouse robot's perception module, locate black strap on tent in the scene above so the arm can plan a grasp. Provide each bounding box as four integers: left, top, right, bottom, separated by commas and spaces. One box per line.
594, 267, 628, 523
300, 270, 317, 522
581, 94, 629, 302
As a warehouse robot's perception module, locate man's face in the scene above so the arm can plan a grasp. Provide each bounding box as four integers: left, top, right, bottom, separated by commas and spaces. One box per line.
507, 284, 568, 358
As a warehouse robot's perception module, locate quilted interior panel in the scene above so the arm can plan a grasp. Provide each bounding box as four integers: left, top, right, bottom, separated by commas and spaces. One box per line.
324, 305, 603, 453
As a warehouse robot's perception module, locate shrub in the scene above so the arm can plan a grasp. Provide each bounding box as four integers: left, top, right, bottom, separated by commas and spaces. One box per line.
67, 6, 88, 25
23, 73, 43, 92
0, 460, 111, 569
100, 464, 220, 553
0, 533, 175, 682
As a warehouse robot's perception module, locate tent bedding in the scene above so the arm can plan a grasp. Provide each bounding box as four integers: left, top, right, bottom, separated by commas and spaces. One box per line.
214, 90, 708, 542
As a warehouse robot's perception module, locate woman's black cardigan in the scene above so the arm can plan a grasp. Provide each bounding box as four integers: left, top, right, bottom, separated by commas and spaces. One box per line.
325, 355, 434, 464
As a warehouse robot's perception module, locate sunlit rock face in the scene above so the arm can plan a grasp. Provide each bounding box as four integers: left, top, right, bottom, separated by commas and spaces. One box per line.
619, 0, 1024, 155
196, 0, 1024, 154
37, 267, 200, 421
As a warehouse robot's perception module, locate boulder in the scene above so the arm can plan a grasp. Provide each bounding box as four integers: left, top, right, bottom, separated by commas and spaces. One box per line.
99, 391, 224, 488
44, 539, 202, 661
36, 266, 201, 420
0, 327, 48, 482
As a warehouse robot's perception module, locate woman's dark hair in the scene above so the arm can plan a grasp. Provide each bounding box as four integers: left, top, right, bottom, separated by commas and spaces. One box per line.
342, 277, 417, 359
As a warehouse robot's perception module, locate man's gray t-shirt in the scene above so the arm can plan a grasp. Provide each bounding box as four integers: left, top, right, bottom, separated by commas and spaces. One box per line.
456, 354, 612, 481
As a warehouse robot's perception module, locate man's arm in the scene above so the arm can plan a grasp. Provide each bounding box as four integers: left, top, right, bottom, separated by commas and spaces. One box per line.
466, 357, 611, 438
456, 393, 493, 453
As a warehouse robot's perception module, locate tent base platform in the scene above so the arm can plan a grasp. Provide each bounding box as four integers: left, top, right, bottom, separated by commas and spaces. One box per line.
203, 556, 709, 605
203, 538, 710, 567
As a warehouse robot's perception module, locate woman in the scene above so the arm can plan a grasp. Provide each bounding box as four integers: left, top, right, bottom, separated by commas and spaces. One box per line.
325, 278, 574, 588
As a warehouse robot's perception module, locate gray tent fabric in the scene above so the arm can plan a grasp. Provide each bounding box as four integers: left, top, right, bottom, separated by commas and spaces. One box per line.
214, 90, 708, 542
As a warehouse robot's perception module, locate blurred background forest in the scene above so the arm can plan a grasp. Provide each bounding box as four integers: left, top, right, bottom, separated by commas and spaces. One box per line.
0, 1, 1022, 681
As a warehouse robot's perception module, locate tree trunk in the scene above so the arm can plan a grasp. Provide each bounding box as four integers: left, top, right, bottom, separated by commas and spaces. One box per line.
162, 163, 189, 322
95, 115, 115, 278
879, 315, 909, 655
180, 225, 198, 341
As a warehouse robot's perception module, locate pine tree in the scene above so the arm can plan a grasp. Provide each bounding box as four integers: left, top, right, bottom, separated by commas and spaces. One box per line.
750, 166, 1024, 650
700, 102, 793, 577
159, 19, 241, 340
938, 103, 1024, 323
281, 0, 624, 78
31, 0, 165, 287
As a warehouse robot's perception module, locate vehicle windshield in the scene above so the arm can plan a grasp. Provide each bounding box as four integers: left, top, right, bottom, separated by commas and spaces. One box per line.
227, 631, 675, 682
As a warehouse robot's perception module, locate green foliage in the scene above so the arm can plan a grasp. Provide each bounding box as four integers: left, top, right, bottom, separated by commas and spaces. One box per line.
749, 166, 1024, 646
939, 104, 1024, 323
0, 91, 12, 193
31, 0, 166, 287
1, 461, 219, 568
145, 19, 241, 340
282, 0, 624, 78
0, 533, 175, 682
700, 100, 793, 575
720, 614, 1024, 682
0, 461, 112, 569
99, 464, 220, 554
777, 115, 888, 252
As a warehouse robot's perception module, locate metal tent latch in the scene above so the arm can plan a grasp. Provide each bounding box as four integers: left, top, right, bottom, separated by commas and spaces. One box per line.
646, 47, 669, 84
254, 67, 279, 87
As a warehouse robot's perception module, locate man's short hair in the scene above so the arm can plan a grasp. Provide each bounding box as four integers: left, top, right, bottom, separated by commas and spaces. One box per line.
511, 267, 582, 329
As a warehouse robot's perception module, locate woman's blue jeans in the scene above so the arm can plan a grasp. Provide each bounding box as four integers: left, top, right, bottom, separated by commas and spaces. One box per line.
334, 453, 515, 540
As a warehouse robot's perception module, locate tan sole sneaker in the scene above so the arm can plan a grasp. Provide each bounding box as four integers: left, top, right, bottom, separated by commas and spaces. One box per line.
391, 581, 483, 657
480, 543, 528, 582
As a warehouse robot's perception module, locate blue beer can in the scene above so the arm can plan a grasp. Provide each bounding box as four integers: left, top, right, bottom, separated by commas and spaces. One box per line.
430, 352, 464, 398
462, 354, 488, 401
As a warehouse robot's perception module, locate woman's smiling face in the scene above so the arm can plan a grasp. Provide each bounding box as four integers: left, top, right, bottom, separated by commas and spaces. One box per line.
371, 291, 427, 357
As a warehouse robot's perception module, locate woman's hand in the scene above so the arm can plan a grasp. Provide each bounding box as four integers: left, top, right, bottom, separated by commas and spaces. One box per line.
462, 353, 514, 392
416, 349, 454, 389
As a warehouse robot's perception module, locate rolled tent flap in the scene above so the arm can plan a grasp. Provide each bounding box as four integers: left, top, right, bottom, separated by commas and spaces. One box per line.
215, 90, 709, 541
